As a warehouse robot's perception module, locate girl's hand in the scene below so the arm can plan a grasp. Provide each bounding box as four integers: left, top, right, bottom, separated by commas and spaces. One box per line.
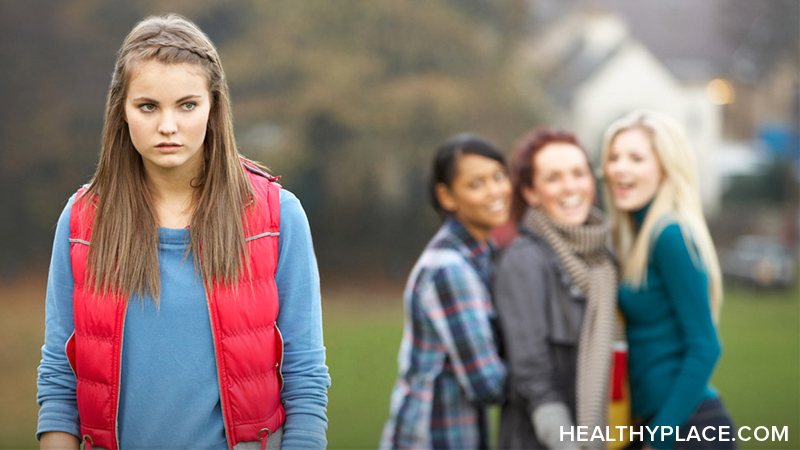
40, 431, 80, 450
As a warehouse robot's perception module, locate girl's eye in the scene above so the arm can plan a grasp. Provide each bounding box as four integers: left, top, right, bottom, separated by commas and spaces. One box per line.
181, 102, 196, 111
139, 103, 156, 112
493, 171, 508, 182
607, 153, 618, 162
469, 180, 484, 189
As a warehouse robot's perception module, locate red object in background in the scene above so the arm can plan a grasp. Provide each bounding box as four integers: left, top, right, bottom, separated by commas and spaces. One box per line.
610, 343, 628, 401
491, 219, 519, 251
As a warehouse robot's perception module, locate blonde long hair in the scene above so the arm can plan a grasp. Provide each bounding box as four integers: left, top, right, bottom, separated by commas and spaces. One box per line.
600, 109, 722, 320
84, 14, 263, 301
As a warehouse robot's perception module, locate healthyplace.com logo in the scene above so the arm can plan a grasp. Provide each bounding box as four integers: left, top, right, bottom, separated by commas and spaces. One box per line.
560, 426, 789, 443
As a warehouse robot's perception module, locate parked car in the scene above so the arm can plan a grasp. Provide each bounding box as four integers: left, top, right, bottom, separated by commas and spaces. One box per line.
719, 235, 798, 289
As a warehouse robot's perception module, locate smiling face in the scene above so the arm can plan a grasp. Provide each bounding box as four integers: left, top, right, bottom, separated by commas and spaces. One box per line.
604, 127, 664, 212
437, 153, 512, 241
124, 60, 212, 179
523, 142, 595, 226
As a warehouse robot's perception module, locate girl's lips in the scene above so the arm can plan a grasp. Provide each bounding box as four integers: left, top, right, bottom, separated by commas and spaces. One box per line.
487, 199, 507, 213
156, 144, 182, 153
560, 195, 582, 208
614, 185, 632, 198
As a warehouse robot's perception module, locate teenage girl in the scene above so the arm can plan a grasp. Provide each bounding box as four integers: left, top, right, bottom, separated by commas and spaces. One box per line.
380, 134, 510, 449
493, 127, 617, 449
36, 14, 330, 450
601, 110, 734, 450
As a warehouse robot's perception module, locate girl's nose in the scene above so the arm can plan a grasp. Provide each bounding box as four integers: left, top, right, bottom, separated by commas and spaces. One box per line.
158, 114, 177, 136
607, 160, 624, 176
563, 178, 577, 192
489, 178, 508, 197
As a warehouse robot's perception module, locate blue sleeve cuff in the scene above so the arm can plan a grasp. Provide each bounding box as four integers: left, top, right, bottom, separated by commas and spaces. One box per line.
281, 413, 328, 449
37, 400, 81, 441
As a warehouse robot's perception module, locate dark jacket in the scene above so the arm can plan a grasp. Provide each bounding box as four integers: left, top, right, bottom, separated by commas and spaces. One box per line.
492, 227, 586, 450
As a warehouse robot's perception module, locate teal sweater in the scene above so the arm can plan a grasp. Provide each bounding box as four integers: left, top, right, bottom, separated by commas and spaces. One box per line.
618, 204, 721, 449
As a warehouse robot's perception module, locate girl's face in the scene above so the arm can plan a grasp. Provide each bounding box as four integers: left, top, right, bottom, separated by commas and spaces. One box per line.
524, 142, 595, 226
604, 127, 664, 212
437, 154, 512, 241
125, 60, 211, 179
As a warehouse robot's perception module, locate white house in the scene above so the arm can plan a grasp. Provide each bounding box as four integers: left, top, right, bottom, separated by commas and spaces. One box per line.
516, 12, 723, 215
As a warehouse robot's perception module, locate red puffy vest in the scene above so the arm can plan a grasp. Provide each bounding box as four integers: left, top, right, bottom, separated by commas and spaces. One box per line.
66, 166, 285, 450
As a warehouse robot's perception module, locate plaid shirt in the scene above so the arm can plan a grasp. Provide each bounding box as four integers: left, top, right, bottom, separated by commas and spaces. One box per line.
380, 218, 507, 449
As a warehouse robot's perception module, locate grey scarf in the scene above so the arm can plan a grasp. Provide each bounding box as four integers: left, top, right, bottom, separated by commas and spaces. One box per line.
524, 207, 617, 443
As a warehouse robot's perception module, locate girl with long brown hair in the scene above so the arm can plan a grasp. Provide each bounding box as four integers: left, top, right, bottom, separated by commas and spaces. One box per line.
36, 14, 329, 450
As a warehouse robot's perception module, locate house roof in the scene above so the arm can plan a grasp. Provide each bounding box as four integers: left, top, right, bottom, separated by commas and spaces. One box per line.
528, 11, 661, 107
581, 0, 798, 83
545, 38, 624, 108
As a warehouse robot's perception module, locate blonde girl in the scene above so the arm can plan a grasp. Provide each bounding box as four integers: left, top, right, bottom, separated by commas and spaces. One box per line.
602, 109, 733, 450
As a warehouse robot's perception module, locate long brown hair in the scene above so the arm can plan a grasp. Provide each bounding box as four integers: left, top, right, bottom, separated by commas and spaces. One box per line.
509, 127, 593, 223
84, 14, 263, 302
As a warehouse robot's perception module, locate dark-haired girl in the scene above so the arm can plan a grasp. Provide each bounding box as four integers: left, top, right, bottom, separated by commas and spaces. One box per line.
380, 134, 511, 449
36, 14, 329, 450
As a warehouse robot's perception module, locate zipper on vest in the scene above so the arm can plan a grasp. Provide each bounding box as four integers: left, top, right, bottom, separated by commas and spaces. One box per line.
115, 306, 128, 450
205, 288, 233, 450
275, 322, 285, 392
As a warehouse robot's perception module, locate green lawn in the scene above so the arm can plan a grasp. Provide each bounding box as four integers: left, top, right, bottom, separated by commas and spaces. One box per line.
712, 284, 800, 449
324, 282, 800, 450
324, 286, 405, 450
1, 277, 797, 449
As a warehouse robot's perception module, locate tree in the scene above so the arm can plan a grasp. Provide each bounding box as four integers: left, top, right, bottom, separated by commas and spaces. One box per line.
0, 0, 541, 279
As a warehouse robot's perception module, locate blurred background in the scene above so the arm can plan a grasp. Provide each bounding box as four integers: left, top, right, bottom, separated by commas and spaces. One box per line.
1, 0, 797, 448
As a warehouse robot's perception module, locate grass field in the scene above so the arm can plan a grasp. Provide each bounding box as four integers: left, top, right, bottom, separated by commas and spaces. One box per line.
1, 274, 798, 449
711, 284, 800, 449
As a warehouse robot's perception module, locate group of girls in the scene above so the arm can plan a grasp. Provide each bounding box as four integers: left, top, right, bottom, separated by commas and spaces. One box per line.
381, 113, 734, 450
34, 12, 732, 450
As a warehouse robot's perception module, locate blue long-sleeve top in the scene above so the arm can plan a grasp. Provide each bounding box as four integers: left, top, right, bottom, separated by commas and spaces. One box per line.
37, 188, 330, 449
618, 204, 721, 449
